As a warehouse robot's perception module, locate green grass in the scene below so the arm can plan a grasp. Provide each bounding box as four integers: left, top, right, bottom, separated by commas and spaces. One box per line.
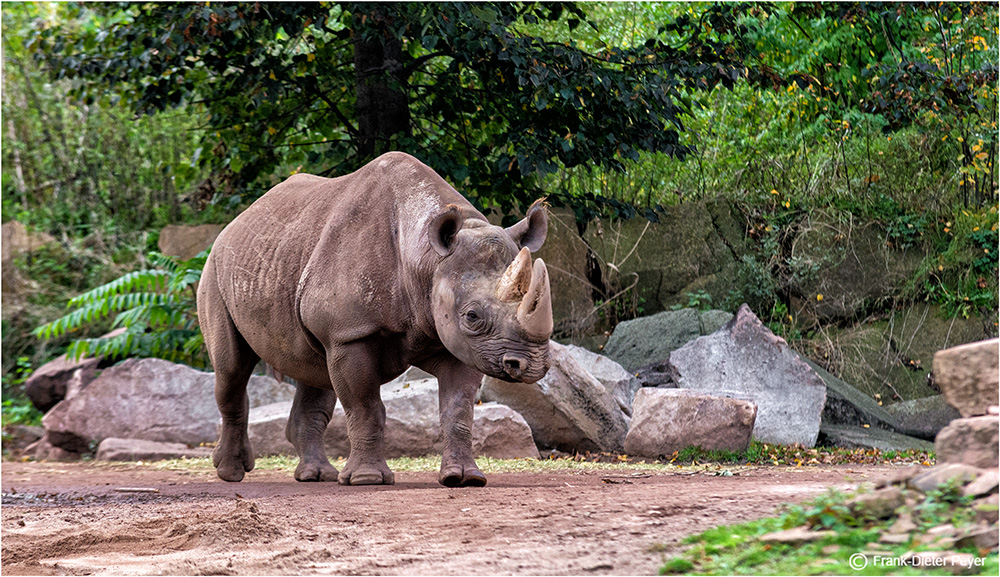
659, 485, 998, 576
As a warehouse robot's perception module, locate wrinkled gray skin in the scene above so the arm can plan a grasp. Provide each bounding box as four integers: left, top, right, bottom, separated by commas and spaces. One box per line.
197, 152, 552, 487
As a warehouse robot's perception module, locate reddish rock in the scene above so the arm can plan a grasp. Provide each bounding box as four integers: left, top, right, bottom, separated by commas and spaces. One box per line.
623, 388, 756, 458
935, 415, 999, 469
933, 338, 999, 417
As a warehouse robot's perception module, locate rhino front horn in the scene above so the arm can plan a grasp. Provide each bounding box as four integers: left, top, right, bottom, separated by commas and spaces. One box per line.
517, 258, 553, 341
496, 247, 533, 302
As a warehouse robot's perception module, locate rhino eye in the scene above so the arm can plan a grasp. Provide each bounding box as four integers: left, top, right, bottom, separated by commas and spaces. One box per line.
461, 305, 488, 334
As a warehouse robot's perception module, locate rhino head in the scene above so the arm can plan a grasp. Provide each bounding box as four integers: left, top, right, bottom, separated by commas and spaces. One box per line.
428, 200, 552, 383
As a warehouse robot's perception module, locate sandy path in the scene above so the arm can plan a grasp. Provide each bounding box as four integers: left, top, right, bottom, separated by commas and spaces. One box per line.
1, 461, 894, 575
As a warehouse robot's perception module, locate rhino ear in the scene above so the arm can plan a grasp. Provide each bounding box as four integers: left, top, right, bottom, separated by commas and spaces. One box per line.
429, 204, 465, 256
506, 198, 548, 253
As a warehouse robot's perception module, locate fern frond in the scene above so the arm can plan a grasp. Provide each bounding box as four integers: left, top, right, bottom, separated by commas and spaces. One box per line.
67, 269, 169, 308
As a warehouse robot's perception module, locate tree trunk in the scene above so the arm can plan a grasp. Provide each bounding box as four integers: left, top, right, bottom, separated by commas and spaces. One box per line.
353, 6, 411, 159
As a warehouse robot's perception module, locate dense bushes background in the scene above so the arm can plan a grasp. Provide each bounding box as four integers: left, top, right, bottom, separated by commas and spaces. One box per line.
2, 2, 996, 424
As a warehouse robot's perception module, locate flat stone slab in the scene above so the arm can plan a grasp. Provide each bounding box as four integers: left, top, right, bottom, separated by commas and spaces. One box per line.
96, 438, 212, 461
819, 424, 935, 452
759, 526, 835, 544
909, 464, 983, 493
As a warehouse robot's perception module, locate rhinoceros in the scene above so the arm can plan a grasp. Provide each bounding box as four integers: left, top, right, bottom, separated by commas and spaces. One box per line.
197, 152, 552, 487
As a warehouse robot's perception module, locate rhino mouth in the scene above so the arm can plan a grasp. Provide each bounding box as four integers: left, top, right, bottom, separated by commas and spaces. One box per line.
481, 345, 550, 384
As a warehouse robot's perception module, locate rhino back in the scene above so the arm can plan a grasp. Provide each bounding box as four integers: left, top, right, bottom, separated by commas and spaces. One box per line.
209, 153, 475, 380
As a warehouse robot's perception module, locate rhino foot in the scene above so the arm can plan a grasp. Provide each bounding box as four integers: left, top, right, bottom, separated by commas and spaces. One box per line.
213, 441, 254, 482
294, 460, 339, 482
337, 461, 395, 485
439, 463, 487, 487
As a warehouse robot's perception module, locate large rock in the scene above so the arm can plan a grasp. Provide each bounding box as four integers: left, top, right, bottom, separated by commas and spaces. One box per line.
471, 403, 541, 459
22, 328, 128, 412
481, 341, 628, 453
787, 213, 923, 323
935, 415, 999, 469
41, 358, 294, 453
933, 338, 999, 418
585, 199, 749, 315
824, 304, 988, 402
95, 438, 212, 461
819, 424, 935, 452
623, 389, 756, 458
247, 383, 539, 460
564, 344, 639, 417
667, 305, 827, 446
883, 395, 961, 440
157, 224, 223, 260
24, 354, 101, 413
603, 309, 701, 372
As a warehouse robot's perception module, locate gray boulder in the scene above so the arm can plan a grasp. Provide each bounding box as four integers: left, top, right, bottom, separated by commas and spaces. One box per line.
471, 403, 541, 460
883, 395, 961, 440
933, 338, 999, 418
247, 382, 539, 460
482, 341, 628, 453
623, 388, 756, 458
23, 328, 128, 412
95, 438, 212, 461
564, 344, 640, 417
668, 305, 827, 446
41, 358, 294, 453
699, 309, 734, 335
602, 308, 701, 372
819, 424, 935, 452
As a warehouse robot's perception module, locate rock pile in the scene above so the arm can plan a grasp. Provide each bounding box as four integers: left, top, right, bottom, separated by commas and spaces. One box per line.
17, 307, 994, 467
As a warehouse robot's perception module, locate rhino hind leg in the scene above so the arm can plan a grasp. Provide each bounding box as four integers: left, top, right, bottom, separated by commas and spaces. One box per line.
199, 259, 258, 482
286, 383, 340, 482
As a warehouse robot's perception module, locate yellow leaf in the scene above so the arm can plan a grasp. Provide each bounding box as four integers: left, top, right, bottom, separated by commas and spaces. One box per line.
269, 71, 276, 80
307, 53, 315, 62
770, 189, 779, 195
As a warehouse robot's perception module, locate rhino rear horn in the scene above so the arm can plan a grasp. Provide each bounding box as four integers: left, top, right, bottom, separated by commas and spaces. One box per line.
517, 258, 553, 341
496, 247, 533, 302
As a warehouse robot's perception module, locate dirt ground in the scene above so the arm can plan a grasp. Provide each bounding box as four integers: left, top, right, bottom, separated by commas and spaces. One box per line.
1, 461, 896, 576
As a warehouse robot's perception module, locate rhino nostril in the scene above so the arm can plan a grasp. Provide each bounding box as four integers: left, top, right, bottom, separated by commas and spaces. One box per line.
502, 354, 525, 377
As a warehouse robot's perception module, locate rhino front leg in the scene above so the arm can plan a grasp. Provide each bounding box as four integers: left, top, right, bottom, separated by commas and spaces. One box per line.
426, 357, 487, 487
286, 383, 340, 482
327, 343, 395, 486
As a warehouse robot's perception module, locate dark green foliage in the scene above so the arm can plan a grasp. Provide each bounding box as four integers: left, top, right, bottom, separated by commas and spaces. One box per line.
33, 251, 208, 367
1, 357, 43, 427
29, 2, 767, 215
